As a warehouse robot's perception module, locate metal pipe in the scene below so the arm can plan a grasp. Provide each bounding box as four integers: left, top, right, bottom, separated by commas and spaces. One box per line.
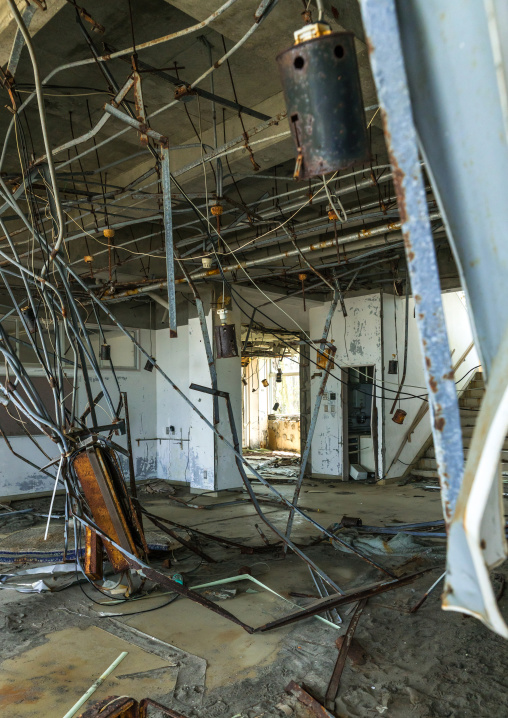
359, 0, 464, 522
162, 147, 177, 338
6, 0, 64, 275
102, 212, 441, 301
390, 276, 410, 412
284, 293, 339, 549
103, 103, 168, 145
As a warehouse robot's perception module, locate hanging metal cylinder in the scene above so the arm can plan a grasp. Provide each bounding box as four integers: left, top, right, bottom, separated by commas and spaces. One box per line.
100, 343, 111, 361
276, 24, 369, 179
22, 307, 37, 334
214, 324, 238, 359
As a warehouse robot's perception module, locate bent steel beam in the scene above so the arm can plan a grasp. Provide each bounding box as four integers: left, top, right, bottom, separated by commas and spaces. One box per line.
394, 0, 508, 637
359, 0, 464, 524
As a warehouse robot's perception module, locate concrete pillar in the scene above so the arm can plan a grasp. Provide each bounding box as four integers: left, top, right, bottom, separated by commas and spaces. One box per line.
213, 292, 243, 490
155, 288, 243, 491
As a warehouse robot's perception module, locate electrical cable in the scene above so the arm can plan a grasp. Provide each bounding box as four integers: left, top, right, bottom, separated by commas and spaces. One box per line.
230, 284, 481, 409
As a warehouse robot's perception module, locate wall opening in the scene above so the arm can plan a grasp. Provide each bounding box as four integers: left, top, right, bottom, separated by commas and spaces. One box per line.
346, 365, 376, 476
242, 353, 301, 452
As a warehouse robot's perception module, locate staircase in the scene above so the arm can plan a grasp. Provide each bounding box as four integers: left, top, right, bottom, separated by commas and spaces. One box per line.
411, 370, 508, 480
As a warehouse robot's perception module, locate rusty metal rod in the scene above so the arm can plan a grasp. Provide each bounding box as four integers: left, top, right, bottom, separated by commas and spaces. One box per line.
325, 598, 367, 709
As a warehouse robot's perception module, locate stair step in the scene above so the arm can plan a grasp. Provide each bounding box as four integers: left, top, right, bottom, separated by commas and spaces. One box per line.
460, 418, 479, 430
417, 458, 439, 470
423, 448, 508, 462
462, 388, 484, 399
461, 437, 508, 450
460, 397, 482, 408
412, 467, 508, 479
411, 469, 440, 478
468, 380, 485, 389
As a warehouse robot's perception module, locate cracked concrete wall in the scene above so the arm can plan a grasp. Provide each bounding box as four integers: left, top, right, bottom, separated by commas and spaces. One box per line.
307, 290, 479, 482
267, 416, 300, 451
383, 291, 479, 479
155, 290, 243, 491
308, 293, 383, 479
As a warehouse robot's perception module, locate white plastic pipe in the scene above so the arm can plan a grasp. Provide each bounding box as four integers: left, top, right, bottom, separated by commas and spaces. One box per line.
61, 651, 128, 718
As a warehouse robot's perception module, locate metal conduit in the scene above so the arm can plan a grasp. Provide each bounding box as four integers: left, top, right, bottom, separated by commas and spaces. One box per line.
101, 211, 441, 301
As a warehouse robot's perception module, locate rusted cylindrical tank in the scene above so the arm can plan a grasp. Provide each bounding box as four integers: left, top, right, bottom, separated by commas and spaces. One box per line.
277, 29, 369, 179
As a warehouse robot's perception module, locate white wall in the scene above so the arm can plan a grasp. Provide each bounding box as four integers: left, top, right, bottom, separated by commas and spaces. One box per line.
213, 299, 243, 490
155, 301, 215, 490
383, 291, 479, 479
306, 289, 478, 482
0, 329, 158, 499
154, 291, 243, 491
0, 294, 246, 498
309, 293, 384, 478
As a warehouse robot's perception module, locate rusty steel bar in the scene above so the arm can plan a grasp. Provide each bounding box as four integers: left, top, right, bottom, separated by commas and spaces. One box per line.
138, 507, 258, 551
109, 46, 271, 122
132, 71, 148, 146
103, 103, 168, 146
283, 307, 339, 551
254, 570, 429, 632
143, 511, 217, 564
409, 570, 445, 613
359, 0, 464, 523
285, 682, 335, 718
325, 598, 367, 709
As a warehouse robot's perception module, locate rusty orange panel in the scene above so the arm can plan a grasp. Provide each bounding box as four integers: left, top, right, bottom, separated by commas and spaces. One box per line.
84, 525, 103, 581
73, 448, 141, 573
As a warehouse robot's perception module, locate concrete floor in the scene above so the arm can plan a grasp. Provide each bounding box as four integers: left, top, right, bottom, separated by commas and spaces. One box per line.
1, 479, 507, 718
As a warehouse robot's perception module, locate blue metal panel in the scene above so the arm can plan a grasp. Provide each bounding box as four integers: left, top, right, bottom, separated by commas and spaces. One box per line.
359, 0, 464, 521
161, 147, 177, 338
396, 0, 508, 377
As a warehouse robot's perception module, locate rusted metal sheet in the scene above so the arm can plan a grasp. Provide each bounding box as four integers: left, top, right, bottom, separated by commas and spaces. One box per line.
78, 695, 190, 717
73, 447, 145, 574
277, 30, 368, 178
214, 324, 238, 358
325, 598, 367, 709
285, 682, 334, 718
84, 525, 103, 581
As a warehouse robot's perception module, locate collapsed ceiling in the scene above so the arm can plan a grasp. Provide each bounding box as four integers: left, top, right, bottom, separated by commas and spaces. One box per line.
0, 0, 460, 325
1, 0, 507, 656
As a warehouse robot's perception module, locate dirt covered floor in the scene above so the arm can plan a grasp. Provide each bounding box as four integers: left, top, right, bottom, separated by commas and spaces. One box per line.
1, 478, 507, 718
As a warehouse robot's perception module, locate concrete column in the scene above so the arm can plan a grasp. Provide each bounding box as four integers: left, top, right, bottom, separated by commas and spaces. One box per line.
213, 292, 243, 490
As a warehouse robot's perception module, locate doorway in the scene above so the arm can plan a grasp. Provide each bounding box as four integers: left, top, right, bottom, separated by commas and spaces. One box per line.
242, 353, 300, 452
344, 365, 376, 478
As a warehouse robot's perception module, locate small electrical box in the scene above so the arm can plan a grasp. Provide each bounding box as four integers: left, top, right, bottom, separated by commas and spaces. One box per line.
350, 464, 368, 481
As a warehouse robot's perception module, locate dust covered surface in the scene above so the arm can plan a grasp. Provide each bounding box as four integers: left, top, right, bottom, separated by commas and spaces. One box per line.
1, 485, 508, 718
